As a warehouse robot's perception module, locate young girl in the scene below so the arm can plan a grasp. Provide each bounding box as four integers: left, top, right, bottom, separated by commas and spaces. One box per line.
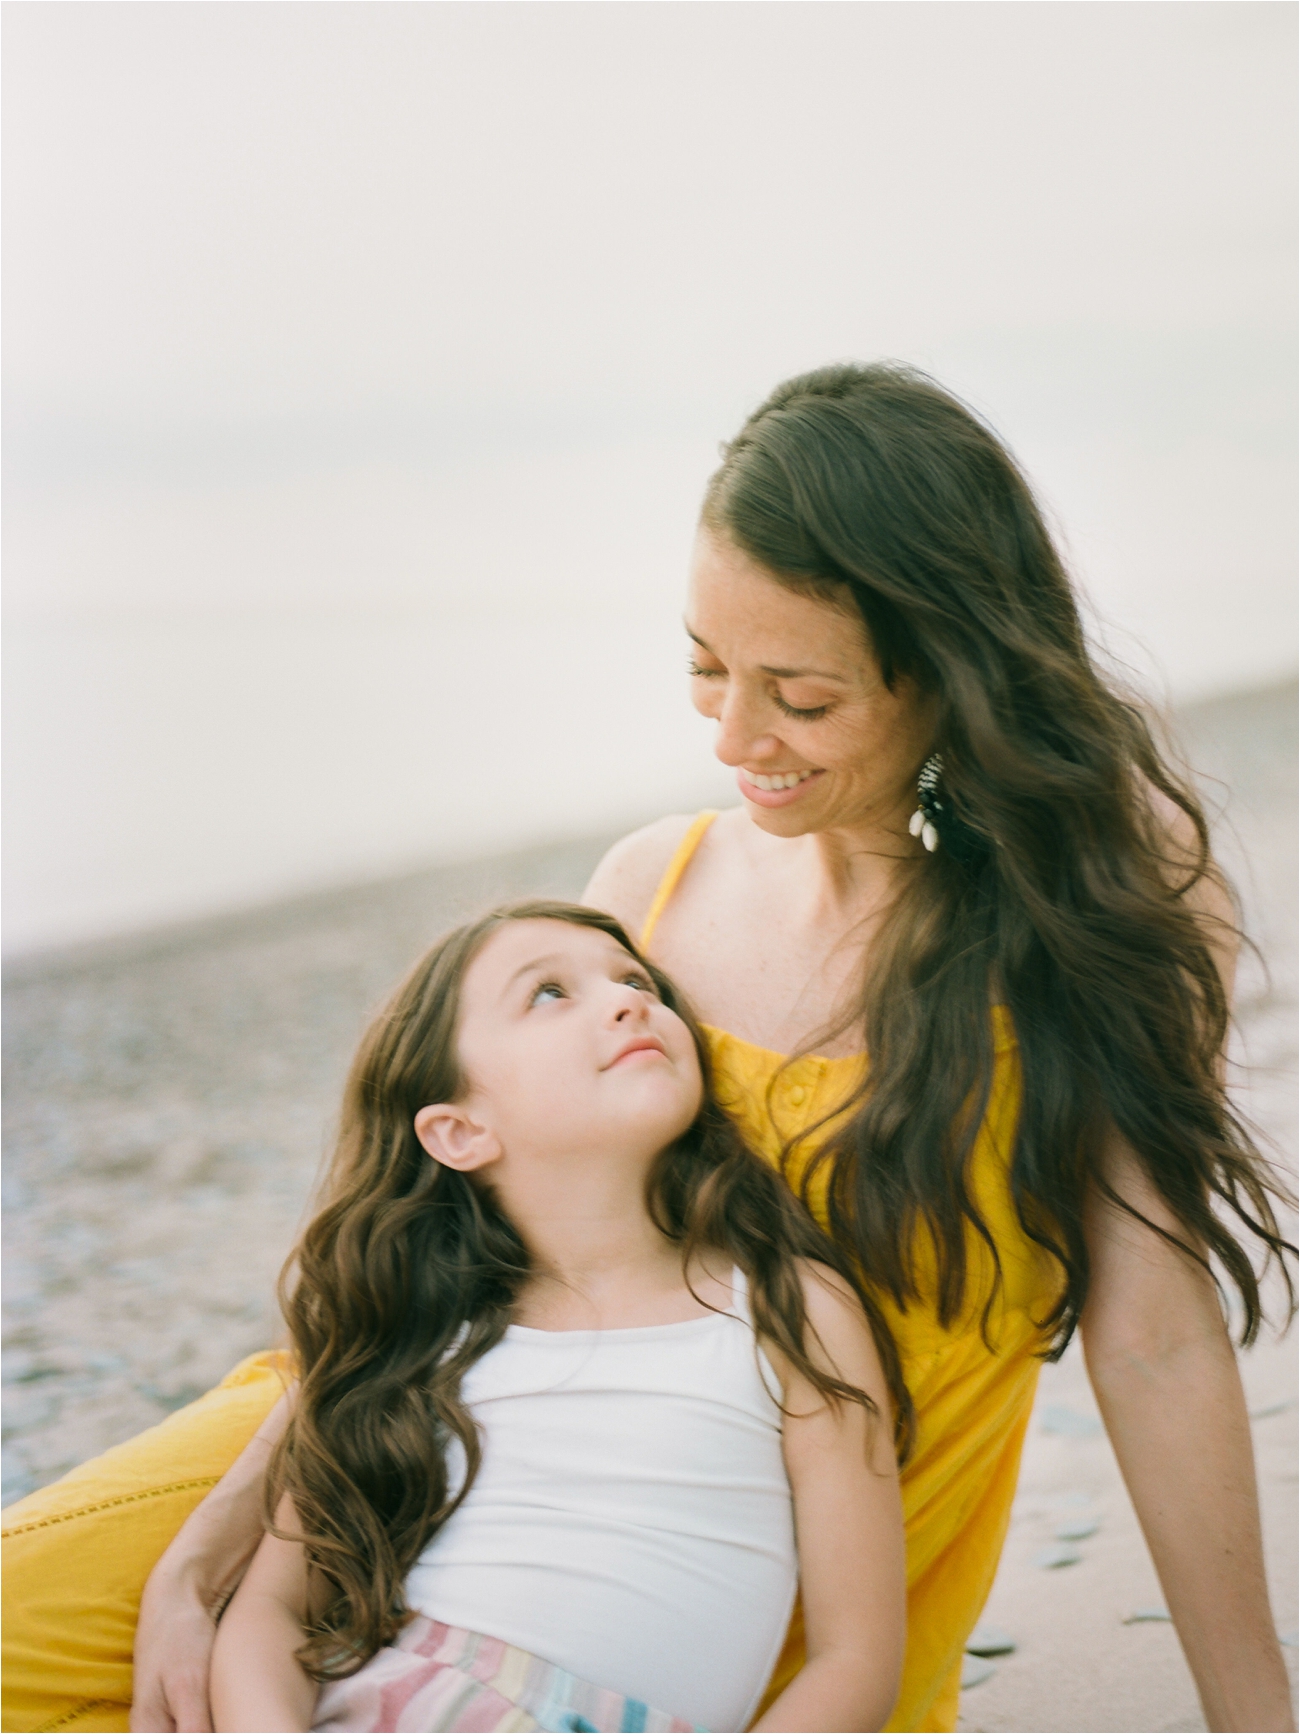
208, 900, 906, 1734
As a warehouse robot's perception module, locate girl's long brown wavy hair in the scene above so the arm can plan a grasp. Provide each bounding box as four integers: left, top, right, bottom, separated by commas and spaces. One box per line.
269, 899, 912, 1680
703, 361, 1294, 1347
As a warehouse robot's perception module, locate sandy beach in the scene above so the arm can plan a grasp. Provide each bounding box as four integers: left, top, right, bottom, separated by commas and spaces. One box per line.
3, 679, 1295, 1732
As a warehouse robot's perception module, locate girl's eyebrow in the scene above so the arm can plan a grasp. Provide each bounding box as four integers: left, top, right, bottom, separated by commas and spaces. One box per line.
684, 622, 848, 684
501, 953, 564, 1000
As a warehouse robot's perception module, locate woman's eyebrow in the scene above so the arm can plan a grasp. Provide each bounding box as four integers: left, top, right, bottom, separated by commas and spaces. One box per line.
759, 663, 847, 681
684, 623, 847, 684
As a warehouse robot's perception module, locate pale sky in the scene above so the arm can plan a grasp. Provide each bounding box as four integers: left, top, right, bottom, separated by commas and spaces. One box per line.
5, 3, 1293, 421
4, 2, 1296, 950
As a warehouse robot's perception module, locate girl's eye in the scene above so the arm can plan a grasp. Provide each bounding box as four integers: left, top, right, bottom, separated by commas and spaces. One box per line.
774, 693, 830, 721
530, 981, 565, 1006
687, 659, 724, 679
624, 972, 656, 994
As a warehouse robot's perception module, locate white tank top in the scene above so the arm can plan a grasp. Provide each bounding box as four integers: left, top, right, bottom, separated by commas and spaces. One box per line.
403, 1270, 797, 1731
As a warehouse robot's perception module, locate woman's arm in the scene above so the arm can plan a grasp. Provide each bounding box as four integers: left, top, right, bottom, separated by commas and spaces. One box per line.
209, 1496, 318, 1734
754, 1267, 907, 1734
1082, 815, 1294, 1730
1082, 1144, 1294, 1733
131, 1393, 291, 1733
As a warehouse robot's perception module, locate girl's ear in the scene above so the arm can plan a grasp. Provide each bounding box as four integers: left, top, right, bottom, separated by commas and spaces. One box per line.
414, 1104, 501, 1172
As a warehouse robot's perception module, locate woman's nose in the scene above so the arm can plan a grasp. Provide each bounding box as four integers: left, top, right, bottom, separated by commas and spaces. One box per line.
713, 688, 779, 768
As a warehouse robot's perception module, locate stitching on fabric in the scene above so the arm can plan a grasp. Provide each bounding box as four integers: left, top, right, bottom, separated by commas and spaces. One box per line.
2, 1476, 219, 1536
35, 1698, 123, 1732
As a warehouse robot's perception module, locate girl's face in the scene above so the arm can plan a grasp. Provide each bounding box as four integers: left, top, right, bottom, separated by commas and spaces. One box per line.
686, 526, 937, 840
424, 919, 703, 1175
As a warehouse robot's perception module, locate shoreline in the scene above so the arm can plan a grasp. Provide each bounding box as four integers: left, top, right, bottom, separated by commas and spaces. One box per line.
7, 674, 1293, 985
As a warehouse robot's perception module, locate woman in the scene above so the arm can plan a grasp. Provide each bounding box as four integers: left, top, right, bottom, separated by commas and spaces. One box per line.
3, 362, 1293, 1734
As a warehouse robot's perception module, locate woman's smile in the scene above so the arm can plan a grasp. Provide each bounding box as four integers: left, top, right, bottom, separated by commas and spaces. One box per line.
737, 766, 826, 807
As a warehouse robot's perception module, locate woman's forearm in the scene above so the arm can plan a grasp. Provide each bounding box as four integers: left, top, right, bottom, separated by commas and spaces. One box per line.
154, 1393, 290, 1609
131, 1394, 292, 1732
1082, 1136, 1294, 1734
1085, 1325, 1293, 1732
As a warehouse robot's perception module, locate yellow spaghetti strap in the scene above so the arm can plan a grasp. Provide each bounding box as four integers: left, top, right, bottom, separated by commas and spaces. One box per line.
639, 811, 719, 952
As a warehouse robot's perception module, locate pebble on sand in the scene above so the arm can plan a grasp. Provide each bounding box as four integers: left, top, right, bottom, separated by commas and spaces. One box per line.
965, 1624, 1017, 1657
1122, 1607, 1172, 1624
960, 1657, 997, 1690
1054, 1517, 1100, 1541
1031, 1542, 1083, 1569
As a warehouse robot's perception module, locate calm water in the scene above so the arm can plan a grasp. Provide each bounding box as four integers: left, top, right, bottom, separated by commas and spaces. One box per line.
3, 607, 737, 954
5, 412, 1295, 956
3, 437, 741, 954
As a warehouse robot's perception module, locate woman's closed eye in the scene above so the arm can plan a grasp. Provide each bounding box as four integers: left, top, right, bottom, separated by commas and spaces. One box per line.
689, 658, 829, 721
773, 692, 831, 721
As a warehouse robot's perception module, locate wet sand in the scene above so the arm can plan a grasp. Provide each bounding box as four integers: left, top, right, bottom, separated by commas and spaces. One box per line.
3, 680, 1295, 1732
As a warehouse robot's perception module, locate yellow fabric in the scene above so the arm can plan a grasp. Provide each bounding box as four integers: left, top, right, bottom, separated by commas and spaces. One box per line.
638, 810, 719, 953
640, 811, 1055, 1733
1, 1351, 291, 1733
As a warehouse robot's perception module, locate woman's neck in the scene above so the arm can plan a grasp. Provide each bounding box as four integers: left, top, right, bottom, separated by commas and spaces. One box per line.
779, 813, 919, 934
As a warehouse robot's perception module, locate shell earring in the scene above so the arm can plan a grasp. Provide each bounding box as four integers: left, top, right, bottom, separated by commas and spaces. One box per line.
908, 753, 944, 853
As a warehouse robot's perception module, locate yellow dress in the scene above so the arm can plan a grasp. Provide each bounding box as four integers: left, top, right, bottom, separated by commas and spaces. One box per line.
639, 814, 1055, 1733
1, 812, 1053, 1734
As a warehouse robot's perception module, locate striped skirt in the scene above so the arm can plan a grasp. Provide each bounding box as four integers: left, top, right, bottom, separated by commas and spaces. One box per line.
312, 1617, 702, 1733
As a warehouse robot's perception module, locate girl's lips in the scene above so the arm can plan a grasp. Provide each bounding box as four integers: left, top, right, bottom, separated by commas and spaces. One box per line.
736, 767, 826, 809
606, 1038, 668, 1069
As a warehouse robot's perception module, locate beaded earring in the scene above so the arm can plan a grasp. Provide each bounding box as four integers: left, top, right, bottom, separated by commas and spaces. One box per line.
908, 753, 945, 853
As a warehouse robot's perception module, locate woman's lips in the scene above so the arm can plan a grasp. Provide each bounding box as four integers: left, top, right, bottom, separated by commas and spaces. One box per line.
736, 767, 826, 808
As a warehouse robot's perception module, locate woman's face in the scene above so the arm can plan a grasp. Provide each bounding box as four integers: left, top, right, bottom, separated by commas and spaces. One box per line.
686, 526, 936, 841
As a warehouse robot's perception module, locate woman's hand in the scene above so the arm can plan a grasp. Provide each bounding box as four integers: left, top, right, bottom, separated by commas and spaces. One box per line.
1082, 1144, 1295, 1733
130, 1565, 223, 1734
130, 1394, 291, 1732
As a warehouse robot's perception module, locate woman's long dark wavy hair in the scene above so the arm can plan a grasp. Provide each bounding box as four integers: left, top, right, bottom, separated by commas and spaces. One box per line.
702, 361, 1294, 1348
269, 899, 911, 1680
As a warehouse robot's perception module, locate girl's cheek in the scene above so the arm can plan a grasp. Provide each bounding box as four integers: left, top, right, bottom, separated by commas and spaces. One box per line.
680, 1041, 705, 1102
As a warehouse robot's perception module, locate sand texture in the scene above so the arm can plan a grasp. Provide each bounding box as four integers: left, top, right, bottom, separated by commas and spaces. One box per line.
4, 681, 1296, 1732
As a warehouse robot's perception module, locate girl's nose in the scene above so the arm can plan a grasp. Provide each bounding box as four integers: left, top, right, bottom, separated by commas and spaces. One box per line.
609, 983, 649, 1023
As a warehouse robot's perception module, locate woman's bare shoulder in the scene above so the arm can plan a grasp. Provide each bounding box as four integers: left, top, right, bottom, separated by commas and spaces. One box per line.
1144, 780, 1238, 987
581, 813, 702, 935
